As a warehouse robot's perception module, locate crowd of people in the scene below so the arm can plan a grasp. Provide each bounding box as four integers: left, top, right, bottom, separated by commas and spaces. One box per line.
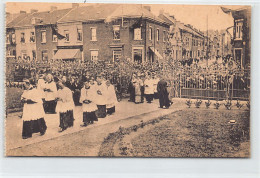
20, 69, 172, 140
9, 55, 250, 139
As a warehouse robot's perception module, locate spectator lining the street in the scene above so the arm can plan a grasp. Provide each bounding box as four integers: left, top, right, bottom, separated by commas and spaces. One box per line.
56, 81, 75, 132
128, 74, 136, 102
21, 79, 47, 139
80, 81, 98, 127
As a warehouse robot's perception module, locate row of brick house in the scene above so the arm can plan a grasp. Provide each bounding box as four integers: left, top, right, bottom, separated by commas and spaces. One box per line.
7, 4, 235, 66
6, 4, 172, 64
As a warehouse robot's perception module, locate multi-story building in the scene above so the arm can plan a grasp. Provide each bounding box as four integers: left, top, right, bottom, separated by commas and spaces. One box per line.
11, 7, 71, 61
231, 7, 251, 69
6, 11, 29, 61
7, 4, 170, 64
221, 6, 251, 68
55, 4, 170, 63
158, 13, 205, 61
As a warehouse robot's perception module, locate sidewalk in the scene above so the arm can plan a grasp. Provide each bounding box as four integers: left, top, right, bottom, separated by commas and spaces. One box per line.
5, 98, 186, 153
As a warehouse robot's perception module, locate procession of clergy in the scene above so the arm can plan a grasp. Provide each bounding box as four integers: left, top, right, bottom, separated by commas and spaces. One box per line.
21, 72, 171, 139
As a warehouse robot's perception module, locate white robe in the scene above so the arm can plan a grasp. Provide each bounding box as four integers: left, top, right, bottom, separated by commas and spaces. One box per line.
153, 78, 160, 93
44, 81, 57, 101
94, 83, 107, 105
106, 85, 118, 108
21, 88, 45, 121
144, 79, 154, 95
56, 87, 74, 113
80, 86, 98, 112
37, 78, 45, 91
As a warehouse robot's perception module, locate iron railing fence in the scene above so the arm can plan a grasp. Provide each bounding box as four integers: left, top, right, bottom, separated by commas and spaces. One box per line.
169, 68, 250, 100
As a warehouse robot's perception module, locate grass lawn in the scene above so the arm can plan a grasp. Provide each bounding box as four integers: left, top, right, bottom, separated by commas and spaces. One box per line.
130, 109, 250, 158
5, 87, 24, 114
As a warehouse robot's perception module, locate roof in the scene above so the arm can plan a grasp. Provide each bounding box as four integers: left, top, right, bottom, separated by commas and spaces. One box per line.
160, 13, 204, 38
58, 4, 170, 25
6, 13, 30, 28
12, 8, 72, 28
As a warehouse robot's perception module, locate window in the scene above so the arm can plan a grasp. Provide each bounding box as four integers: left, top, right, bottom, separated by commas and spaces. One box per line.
91, 28, 97, 41
52, 29, 57, 42
90, 50, 98, 61
113, 50, 122, 62
77, 28, 82, 41
163, 30, 167, 42
198, 50, 200, 57
113, 26, 120, 40
20, 32, 25, 43
133, 47, 143, 63
30, 31, 35, 42
156, 29, 159, 41
235, 20, 243, 40
64, 30, 69, 42
11, 33, 16, 44
149, 27, 152, 40
134, 28, 142, 40
41, 31, 46, 43
6, 34, 10, 44
42, 50, 48, 61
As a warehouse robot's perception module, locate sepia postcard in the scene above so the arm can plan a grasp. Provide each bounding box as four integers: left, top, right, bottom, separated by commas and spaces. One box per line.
5, 2, 251, 157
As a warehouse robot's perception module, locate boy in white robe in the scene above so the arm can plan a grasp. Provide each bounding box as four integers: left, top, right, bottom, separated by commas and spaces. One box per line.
144, 73, 154, 103
56, 81, 74, 132
105, 80, 118, 115
80, 81, 98, 127
21, 79, 47, 139
94, 76, 107, 118
43, 74, 57, 114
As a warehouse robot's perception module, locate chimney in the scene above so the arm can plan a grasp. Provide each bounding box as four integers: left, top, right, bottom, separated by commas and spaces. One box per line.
159, 9, 164, 15
20, 10, 26, 14
30, 9, 38, 13
72, 3, 79, 8
143, 6, 151, 12
50, 6, 58, 11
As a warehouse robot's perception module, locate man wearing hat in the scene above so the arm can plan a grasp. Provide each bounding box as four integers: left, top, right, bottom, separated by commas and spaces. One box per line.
21, 78, 47, 139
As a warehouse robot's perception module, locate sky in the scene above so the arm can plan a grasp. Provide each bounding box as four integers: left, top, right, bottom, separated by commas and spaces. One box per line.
6, 2, 241, 31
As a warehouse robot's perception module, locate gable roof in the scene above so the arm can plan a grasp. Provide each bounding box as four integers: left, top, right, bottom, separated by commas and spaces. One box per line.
12, 8, 72, 28
58, 4, 119, 23
58, 4, 170, 25
160, 13, 204, 38
6, 13, 30, 28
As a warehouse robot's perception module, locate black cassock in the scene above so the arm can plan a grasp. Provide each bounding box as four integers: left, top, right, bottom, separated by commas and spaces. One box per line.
157, 79, 170, 108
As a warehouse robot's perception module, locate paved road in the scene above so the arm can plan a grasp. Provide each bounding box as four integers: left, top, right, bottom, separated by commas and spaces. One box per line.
5, 98, 186, 156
